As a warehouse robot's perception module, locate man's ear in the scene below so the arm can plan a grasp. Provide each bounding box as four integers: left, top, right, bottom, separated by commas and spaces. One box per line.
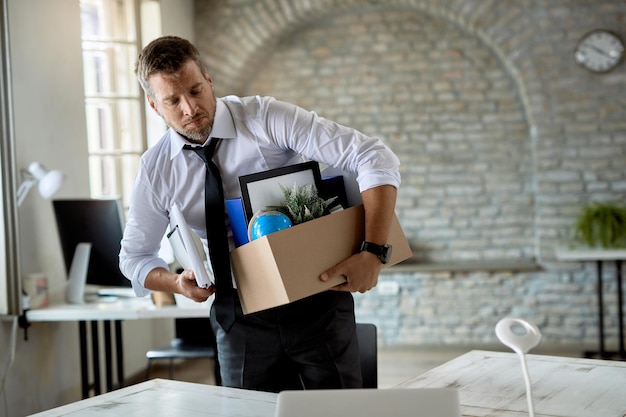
202, 68, 213, 86
147, 95, 161, 116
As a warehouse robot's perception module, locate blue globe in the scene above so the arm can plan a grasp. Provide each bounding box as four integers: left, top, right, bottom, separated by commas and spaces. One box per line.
248, 211, 292, 241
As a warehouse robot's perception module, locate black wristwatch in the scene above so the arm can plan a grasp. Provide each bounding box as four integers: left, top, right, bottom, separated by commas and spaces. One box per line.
359, 241, 392, 264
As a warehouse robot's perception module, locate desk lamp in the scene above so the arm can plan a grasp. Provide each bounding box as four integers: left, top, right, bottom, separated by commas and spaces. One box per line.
15, 162, 64, 337
495, 317, 542, 417
16, 161, 65, 206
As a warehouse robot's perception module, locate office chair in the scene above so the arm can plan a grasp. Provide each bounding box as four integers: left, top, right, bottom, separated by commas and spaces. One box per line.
145, 317, 221, 385
356, 322, 378, 388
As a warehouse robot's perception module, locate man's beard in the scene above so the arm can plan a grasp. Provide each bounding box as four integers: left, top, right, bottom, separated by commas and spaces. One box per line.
176, 124, 213, 141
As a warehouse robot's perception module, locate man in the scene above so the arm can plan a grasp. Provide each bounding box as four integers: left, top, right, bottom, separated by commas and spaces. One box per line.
120, 36, 400, 392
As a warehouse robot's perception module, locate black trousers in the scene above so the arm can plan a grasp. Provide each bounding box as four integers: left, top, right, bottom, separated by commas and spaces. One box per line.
210, 290, 362, 393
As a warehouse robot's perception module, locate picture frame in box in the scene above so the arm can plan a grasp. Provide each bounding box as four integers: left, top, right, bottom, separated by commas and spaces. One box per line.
238, 161, 323, 221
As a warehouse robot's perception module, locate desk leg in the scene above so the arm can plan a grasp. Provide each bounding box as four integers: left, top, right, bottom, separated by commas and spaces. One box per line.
597, 261, 606, 357
585, 261, 607, 358
91, 321, 101, 395
77, 320, 125, 397
115, 320, 124, 388
78, 321, 89, 399
585, 260, 626, 361
617, 260, 625, 359
104, 320, 113, 392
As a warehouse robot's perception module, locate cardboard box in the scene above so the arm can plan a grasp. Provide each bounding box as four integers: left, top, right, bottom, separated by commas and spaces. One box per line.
230, 204, 412, 314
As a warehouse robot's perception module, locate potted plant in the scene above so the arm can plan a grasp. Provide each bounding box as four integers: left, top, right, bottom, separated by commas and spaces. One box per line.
269, 183, 338, 225
572, 202, 626, 249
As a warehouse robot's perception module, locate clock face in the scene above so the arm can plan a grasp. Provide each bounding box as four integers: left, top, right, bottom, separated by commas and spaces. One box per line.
574, 30, 625, 73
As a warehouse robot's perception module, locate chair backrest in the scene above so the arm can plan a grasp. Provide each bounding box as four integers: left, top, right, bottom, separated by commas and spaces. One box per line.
172, 319, 373, 385
356, 323, 377, 388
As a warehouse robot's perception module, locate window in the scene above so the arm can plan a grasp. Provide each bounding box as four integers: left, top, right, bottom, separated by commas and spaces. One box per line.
80, 0, 145, 207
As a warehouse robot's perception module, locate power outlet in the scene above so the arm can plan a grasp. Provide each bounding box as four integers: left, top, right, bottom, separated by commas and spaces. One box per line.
377, 281, 400, 295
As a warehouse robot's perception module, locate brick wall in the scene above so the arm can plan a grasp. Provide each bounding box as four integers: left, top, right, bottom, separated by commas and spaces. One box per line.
194, 0, 626, 348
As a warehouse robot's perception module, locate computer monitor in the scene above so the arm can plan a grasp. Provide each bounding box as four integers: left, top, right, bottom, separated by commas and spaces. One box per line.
52, 198, 131, 292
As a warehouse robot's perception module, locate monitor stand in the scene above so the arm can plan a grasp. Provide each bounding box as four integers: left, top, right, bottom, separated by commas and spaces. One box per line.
65, 242, 92, 304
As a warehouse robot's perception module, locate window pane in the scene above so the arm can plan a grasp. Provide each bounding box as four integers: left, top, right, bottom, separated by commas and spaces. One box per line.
85, 102, 114, 152
81, 0, 144, 203
89, 154, 141, 201
121, 155, 140, 207
85, 99, 143, 153
116, 99, 143, 152
89, 155, 119, 197
82, 51, 108, 94
81, 0, 136, 42
82, 43, 138, 96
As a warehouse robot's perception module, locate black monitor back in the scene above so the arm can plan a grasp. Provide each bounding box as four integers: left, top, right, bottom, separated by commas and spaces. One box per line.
52, 199, 130, 288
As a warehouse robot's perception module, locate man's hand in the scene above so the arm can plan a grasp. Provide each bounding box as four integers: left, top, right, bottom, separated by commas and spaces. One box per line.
146, 267, 216, 302
320, 251, 382, 293
176, 269, 216, 302
319, 185, 397, 293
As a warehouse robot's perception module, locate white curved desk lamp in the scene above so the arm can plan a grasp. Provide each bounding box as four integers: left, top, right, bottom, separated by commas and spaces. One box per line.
495, 317, 542, 417
16, 161, 65, 206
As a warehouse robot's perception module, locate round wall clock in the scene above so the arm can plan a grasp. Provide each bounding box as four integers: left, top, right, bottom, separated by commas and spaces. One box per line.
574, 29, 625, 73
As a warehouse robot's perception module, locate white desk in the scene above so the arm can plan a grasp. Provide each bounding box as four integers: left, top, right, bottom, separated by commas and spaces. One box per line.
27, 298, 210, 398
30, 350, 626, 417
28, 379, 276, 417
26, 297, 210, 321
397, 350, 626, 417
555, 249, 626, 359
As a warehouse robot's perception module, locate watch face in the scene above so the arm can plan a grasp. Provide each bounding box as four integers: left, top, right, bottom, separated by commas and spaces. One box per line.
575, 30, 624, 73
381, 245, 392, 264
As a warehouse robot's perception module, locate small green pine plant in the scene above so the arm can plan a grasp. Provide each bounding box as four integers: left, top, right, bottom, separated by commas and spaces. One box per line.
268, 183, 337, 225
573, 202, 626, 248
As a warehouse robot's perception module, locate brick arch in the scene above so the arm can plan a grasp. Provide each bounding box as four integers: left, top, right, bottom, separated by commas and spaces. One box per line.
195, 1, 536, 263
195, 0, 534, 125
243, 7, 534, 262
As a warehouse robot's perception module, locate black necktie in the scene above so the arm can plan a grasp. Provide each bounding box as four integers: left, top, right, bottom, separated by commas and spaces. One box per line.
184, 138, 236, 332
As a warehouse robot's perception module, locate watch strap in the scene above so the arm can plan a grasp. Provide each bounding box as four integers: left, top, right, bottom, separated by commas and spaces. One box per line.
359, 241, 392, 264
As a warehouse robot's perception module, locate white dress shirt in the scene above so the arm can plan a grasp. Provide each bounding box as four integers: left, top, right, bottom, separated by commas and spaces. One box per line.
119, 95, 401, 296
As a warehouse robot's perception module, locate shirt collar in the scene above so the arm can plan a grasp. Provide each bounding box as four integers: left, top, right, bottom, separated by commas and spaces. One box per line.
170, 98, 236, 158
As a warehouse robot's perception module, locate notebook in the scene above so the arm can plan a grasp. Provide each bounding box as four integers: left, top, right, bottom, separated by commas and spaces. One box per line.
275, 388, 460, 417
167, 202, 213, 289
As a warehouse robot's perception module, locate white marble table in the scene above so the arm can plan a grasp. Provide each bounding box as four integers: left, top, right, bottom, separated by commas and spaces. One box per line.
28, 379, 277, 417
397, 350, 626, 417
30, 350, 626, 417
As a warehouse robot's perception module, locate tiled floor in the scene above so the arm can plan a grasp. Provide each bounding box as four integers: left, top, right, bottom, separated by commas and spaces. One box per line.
139, 345, 584, 389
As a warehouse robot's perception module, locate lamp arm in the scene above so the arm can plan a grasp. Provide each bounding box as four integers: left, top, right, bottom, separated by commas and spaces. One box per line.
16, 176, 36, 206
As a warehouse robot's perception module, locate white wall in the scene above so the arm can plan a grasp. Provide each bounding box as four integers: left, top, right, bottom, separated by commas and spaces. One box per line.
160, 0, 194, 42
0, 1, 194, 415
2, 0, 89, 413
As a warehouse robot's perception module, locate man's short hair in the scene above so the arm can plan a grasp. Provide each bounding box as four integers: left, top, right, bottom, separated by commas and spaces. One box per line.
135, 36, 205, 97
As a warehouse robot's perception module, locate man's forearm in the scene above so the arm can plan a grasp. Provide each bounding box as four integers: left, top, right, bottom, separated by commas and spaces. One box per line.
360, 184, 397, 245
144, 267, 180, 293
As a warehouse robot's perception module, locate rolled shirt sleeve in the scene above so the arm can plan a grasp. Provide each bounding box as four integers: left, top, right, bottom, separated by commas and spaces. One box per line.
262, 98, 401, 192
119, 153, 173, 297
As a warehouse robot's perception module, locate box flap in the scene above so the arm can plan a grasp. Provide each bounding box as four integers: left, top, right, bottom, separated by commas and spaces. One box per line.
230, 238, 290, 313
266, 208, 359, 301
